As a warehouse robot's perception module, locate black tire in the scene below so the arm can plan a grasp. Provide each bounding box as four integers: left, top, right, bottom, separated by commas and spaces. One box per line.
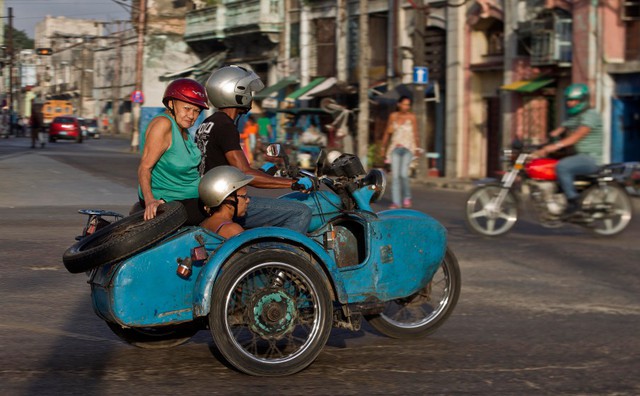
62, 201, 187, 274
107, 322, 198, 349
465, 184, 518, 236
581, 183, 633, 236
209, 248, 332, 376
366, 247, 461, 339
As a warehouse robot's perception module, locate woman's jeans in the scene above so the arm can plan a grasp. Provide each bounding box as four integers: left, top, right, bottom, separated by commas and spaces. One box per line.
391, 147, 413, 205
556, 154, 599, 200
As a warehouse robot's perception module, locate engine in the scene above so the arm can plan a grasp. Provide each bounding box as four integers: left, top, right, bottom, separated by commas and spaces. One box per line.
529, 180, 566, 216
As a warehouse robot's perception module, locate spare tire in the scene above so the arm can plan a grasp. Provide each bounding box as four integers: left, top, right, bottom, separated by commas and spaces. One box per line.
63, 201, 187, 274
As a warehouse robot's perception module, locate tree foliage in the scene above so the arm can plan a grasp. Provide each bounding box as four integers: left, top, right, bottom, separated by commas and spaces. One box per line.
3, 26, 34, 51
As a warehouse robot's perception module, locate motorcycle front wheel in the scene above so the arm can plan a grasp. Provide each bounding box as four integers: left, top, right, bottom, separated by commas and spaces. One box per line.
209, 248, 332, 376
581, 183, 633, 236
365, 247, 461, 339
465, 184, 518, 236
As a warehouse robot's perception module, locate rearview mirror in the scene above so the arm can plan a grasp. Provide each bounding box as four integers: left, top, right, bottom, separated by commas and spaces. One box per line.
266, 144, 283, 158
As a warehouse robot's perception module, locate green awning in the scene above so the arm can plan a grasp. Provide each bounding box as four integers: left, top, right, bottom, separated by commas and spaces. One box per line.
254, 76, 299, 99
501, 77, 555, 93
285, 77, 327, 101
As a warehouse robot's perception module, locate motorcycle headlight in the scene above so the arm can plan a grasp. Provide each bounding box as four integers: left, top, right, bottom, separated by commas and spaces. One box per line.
361, 169, 387, 203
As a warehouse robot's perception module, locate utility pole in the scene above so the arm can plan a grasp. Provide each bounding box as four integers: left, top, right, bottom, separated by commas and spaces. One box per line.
412, 0, 429, 176
112, 21, 124, 135
131, 0, 147, 151
8, 7, 14, 135
357, 0, 370, 167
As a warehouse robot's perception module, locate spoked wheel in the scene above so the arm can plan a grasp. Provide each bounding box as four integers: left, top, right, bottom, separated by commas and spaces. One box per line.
107, 322, 199, 349
581, 183, 633, 236
210, 248, 332, 376
465, 184, 518, 236
365, 247, 461, 339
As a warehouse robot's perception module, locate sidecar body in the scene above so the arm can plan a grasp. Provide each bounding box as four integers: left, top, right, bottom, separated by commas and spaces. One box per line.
90, 206, 447, 329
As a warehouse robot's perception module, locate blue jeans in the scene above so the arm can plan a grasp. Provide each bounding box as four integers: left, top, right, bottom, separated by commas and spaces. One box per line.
236, 195, 311, 234
556, 154, 599, 200
391, 147, 413, 206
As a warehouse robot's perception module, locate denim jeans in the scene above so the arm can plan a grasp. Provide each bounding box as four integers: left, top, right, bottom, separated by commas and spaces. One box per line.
556, 154, 599, 200
236, 195, 312, 234
391, 147, 413, 206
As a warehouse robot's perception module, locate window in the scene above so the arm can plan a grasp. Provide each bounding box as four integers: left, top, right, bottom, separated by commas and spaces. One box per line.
622, 1, 640, 20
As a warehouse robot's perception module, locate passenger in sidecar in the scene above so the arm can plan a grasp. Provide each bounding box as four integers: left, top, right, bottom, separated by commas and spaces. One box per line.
199, 166, 253, 239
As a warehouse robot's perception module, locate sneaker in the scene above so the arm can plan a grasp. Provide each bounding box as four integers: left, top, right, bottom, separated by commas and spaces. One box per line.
403, 198, 412, 208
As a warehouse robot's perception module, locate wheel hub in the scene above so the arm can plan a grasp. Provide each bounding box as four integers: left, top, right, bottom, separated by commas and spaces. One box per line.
249, 288, 296, 337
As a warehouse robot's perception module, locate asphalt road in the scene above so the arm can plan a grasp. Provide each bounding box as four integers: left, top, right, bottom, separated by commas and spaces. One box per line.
1, 135, 639, 395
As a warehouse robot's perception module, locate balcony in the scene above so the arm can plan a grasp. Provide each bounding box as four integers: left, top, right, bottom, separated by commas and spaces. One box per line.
185, 0, 283, 44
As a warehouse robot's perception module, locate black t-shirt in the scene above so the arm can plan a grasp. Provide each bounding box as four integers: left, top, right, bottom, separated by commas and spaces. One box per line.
195, 111, 242, 175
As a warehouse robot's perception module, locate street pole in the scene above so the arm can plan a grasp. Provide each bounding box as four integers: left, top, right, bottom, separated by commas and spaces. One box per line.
412, 1, 429, 177
357, 0, 370, 168
131, 0, 147, 151
8, 7, 14, 135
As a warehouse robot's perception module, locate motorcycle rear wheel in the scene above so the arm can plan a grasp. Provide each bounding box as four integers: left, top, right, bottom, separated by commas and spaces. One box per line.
581, 183, 633, 236
465, 184, 518, 236
209, 248, 332, 376
365, 247, 461, 339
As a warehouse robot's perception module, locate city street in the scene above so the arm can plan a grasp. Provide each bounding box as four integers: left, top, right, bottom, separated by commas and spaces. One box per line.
1, 136, 639, 395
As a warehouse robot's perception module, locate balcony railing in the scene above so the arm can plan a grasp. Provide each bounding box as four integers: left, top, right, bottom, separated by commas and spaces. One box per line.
185, 0, 283, 43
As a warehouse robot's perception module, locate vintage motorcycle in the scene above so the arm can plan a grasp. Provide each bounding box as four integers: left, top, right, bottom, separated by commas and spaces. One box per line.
465, 146, 634, 237
63, 144, 460, 376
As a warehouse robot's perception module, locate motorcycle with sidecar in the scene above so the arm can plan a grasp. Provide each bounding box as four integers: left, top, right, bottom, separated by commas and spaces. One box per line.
63, 145, 461, 376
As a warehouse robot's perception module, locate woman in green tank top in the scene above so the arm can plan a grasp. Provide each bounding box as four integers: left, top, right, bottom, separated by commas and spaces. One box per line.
138, 79, 211, 225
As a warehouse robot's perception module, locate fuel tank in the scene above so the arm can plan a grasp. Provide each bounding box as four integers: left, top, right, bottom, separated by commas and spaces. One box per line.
526, 158, 559, 181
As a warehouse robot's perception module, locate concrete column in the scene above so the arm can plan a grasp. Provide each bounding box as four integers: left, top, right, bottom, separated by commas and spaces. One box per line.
445, 4, 465, 178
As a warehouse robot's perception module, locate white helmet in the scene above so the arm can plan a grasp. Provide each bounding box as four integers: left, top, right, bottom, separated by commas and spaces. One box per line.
199, 166, 254, 208
205, 65, 265, 109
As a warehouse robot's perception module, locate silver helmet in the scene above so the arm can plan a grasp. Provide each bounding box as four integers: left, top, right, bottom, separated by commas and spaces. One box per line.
205, 65, 265, 109
199, 166, 254, 208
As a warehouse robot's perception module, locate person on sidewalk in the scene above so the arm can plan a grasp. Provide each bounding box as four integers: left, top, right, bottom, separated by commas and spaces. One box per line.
195, 65, 312, 234
532, 83, 603, 217
379, 95, 421, 209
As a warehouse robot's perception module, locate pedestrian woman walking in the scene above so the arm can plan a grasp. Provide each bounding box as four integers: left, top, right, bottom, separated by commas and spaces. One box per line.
379, 95, 421, 209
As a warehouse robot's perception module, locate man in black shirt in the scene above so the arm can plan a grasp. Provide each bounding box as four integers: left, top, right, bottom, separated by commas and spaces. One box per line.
196, 65, 312, 233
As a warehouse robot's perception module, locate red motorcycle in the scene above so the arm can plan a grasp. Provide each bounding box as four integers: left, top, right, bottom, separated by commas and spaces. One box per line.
465, 147, 634, 237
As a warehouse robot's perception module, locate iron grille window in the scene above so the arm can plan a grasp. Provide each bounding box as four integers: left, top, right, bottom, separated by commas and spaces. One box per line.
622, 1, 640, 20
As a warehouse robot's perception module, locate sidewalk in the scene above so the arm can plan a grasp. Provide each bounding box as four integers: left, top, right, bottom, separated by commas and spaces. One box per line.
0, 150, 135, 208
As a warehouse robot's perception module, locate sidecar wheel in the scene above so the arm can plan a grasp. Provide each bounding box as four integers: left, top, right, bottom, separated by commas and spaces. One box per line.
465, 184, 518, 236
62, 201, 187, 273
209, 249, 332, 376
107, 322, 198, 349
365, 247, 461, 339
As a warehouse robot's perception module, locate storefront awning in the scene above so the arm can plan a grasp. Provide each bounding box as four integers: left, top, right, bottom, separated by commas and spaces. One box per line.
160, 51, 228, 84
501, 77, 555, 93
254, 76, 299, 100
298, 77, 337, 101
285, 77, 327, 101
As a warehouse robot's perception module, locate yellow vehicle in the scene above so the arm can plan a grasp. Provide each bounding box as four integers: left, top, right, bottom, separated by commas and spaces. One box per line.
41, 100, 74, 126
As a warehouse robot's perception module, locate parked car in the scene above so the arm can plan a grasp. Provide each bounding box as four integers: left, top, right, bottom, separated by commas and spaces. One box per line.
78, 117, 100, 139
49, 116, 83, 143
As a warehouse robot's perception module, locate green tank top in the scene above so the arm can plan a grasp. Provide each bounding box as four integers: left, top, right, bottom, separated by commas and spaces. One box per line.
561, 108, 604, 165
138, 113, 201, 202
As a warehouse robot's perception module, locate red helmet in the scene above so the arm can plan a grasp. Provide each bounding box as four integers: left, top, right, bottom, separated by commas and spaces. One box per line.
162, 78, 209, 110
